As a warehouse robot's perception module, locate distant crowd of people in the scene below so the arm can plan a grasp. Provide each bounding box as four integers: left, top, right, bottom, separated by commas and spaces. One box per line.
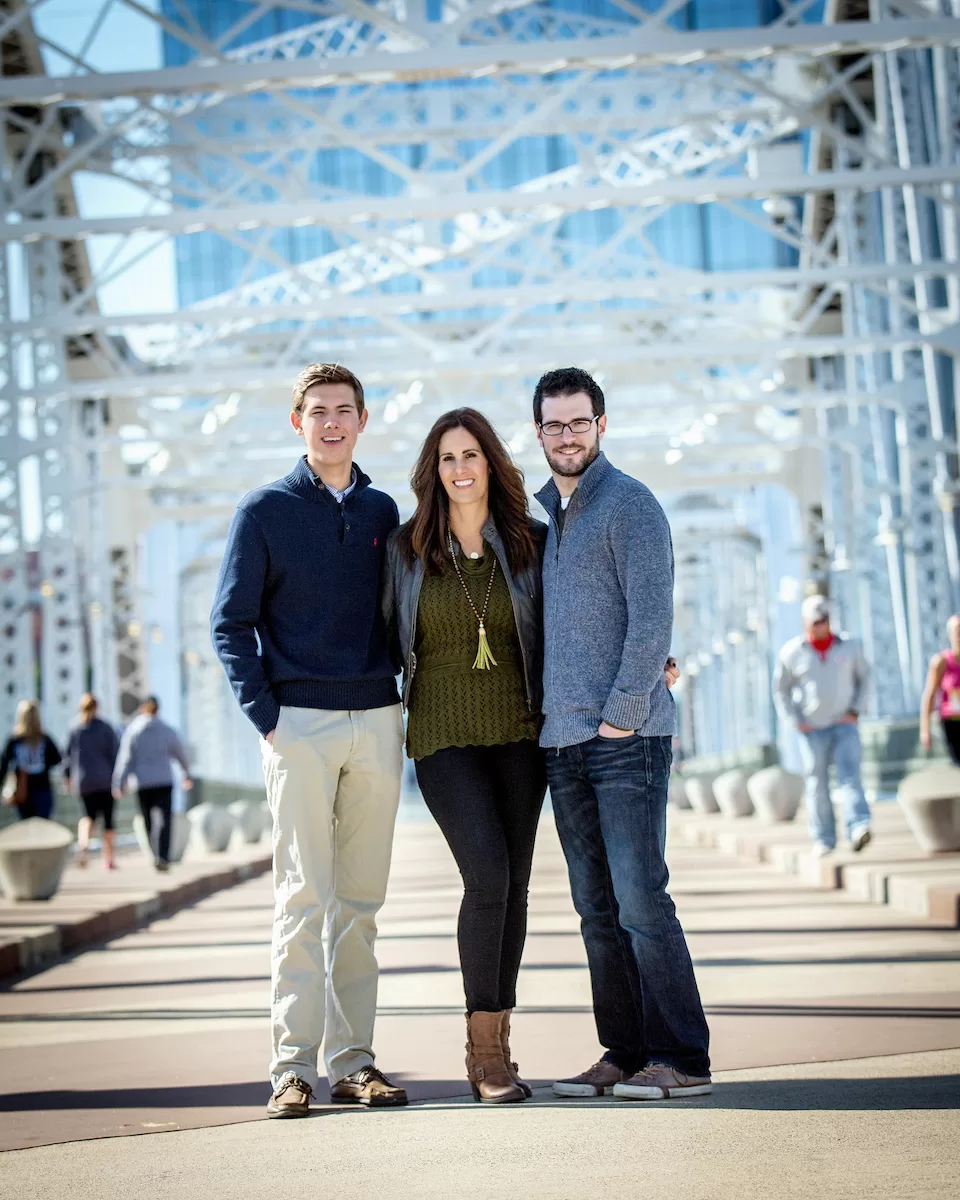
0, 694, 191, 872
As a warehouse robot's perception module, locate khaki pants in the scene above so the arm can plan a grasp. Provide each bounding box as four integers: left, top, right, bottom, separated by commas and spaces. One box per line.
260, 704, 404, 1089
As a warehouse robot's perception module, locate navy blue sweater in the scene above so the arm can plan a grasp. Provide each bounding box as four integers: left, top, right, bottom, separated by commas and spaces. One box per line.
211, 457, 400, 737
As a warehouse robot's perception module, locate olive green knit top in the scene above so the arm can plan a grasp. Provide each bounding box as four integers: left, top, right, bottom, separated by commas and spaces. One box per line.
406, 544, 540, 761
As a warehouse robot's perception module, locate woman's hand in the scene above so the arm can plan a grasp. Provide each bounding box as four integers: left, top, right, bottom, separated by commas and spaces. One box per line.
665, 657, 680, 689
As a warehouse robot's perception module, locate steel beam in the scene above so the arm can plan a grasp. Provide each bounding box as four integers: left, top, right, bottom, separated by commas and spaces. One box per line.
16, 328, 957, 403
8, 164, 960, 242
2, 19, 960, 104
7, 260, 958, 339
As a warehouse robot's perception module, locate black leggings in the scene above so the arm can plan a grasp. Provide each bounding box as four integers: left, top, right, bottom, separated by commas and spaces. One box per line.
943, 718, 960, 766
415, 740, 546, 1014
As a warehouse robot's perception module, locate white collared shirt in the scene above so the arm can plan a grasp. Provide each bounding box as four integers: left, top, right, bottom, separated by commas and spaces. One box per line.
305, 457, 357, 504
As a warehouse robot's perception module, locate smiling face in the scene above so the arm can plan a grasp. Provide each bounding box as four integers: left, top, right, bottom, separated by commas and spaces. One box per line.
437, 426, 490, 512
536, 391, 606, 480
290, 382, 367, 470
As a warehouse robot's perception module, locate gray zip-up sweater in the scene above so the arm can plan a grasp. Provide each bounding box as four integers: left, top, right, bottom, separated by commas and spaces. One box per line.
774, 634, 870, 729
535, 452, 676, 748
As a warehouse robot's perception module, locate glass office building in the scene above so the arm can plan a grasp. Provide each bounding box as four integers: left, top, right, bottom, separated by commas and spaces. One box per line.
162, 0, 799, 306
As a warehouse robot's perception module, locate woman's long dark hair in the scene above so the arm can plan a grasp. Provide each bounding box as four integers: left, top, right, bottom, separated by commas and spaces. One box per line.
398, 408, 537, 577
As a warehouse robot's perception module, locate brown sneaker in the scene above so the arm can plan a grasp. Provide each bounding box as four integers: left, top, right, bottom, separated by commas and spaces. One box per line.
613, 1063, 713, 1100
266, 1073, 313, 1118
553, 1060, 629, 1097
330, 1065, 408, 1107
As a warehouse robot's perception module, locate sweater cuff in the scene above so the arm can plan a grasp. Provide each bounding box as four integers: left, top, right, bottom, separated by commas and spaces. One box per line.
248, 694, 281, 740
601, 689, 651, 733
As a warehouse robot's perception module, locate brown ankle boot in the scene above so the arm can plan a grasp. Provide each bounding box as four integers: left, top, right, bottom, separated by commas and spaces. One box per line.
500, 1009, 532, 1098
465, 1011, 525, 1104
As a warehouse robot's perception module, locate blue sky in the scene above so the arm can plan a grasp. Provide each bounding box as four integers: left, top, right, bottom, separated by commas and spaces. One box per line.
39, 0, 176, 333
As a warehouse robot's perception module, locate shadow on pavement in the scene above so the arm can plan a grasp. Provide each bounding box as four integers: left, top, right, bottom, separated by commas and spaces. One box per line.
541, 1075, 960, 1111
0, 1077, 472, 1112
2, 1075, 957, 1113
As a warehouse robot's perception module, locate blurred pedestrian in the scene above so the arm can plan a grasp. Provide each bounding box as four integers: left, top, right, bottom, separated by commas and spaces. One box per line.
113, 696, 192, 872
919, 614, 960, 765
65, 693, 120, 869
0, 700, 62, 820
774, 595, 872, 856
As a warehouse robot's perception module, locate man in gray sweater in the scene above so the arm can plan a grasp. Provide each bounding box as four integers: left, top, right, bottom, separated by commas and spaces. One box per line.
113, 696, 192, 871
533, 367, 711, 1102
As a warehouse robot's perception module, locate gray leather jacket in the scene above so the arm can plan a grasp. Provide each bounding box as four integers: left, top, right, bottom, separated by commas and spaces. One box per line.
382, 516, 546, 713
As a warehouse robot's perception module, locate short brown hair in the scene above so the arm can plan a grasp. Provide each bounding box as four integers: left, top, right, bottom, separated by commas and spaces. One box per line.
291, 363, 364, 416
79, 693, 98, 720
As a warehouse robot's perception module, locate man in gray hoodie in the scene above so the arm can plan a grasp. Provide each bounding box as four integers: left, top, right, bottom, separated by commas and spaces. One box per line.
533, 367, 711, 1103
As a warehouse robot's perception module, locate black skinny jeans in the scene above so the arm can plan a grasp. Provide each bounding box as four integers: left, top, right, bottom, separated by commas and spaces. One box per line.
415, 740, 547, 1014
139, 785, 173, 863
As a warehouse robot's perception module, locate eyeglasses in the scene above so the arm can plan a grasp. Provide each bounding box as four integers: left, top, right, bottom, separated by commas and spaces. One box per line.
537, 415, 600, 438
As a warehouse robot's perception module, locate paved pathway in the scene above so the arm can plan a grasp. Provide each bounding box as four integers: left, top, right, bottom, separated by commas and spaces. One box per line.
1, 805, 958, 1196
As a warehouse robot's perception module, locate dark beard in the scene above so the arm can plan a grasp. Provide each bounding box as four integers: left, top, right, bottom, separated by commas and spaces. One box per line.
546, 439, 600, 478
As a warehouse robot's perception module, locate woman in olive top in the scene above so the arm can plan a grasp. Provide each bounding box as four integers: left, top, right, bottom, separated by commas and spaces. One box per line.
384, 408, 546, 1105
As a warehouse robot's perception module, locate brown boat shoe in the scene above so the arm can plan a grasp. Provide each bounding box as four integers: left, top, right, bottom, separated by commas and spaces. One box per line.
266, 1073, 313, 1118
330, 1065, 408, 1107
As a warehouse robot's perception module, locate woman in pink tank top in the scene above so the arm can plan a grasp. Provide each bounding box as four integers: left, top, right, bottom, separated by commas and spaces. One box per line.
920, 615, 960, 764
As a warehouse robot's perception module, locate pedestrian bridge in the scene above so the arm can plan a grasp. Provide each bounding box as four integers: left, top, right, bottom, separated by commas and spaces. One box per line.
1, 0, 959, 774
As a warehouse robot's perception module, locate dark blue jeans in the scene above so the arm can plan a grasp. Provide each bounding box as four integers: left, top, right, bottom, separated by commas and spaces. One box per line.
547, 734, 710, 1077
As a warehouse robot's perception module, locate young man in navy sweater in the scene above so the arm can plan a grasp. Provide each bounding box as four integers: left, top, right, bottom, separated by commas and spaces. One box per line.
211, 363, 407, 1118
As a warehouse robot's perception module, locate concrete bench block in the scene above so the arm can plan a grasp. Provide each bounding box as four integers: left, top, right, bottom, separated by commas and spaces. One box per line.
133, 811, 189, 864
0, 818, 74, 901
669, 776, 692, 810
713, 769, 754, 819
747, 766, 803, 824
228, 800, 262, 844
684, 776, 720, 814
186, 802, 234, 853
886, 870, 960, 920
897, 765, 960, 852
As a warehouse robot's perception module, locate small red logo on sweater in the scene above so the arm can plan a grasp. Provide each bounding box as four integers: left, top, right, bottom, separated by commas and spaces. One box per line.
373, 537, 378, 547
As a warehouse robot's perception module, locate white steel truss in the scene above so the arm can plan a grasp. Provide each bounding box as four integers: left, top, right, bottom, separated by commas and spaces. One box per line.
2, 0, 960, 755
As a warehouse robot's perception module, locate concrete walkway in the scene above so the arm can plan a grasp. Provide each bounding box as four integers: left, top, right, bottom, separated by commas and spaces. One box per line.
1, 1050, 956, 1199
1, 805, 957, 1196
0, 837, 271, 977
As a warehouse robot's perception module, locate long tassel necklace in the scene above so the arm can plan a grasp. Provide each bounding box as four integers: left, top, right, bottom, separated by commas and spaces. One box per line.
447, 531, 499, 671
